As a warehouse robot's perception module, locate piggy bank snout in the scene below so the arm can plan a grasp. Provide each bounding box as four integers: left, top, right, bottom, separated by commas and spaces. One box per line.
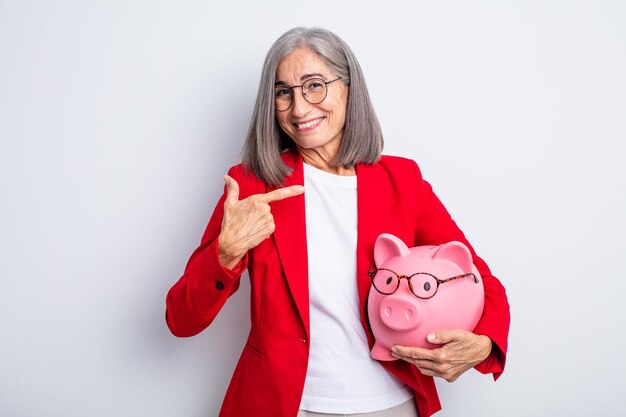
379, 296, 423, 331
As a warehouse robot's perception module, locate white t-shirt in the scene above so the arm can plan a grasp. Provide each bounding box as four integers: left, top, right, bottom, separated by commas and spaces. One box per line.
299, 163, 413, 414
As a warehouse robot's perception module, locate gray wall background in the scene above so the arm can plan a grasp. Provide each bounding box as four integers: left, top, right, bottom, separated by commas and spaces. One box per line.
1, 1, 625, 416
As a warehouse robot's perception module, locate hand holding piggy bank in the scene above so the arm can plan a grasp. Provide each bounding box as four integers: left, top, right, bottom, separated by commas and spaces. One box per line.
367, 234, 485, 361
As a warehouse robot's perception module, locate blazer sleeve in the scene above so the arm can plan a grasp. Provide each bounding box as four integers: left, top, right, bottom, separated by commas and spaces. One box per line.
411, 160, 510, 380
165, 166, 249, 338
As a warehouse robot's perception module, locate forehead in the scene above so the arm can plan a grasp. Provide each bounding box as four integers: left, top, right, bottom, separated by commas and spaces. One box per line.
275, 47, 333, 83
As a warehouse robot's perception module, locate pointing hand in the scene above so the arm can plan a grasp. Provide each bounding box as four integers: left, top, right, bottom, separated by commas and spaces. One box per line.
218, 175, 304, 269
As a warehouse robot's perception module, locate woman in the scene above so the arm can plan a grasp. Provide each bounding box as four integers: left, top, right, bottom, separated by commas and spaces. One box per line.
166, 27, 510, 417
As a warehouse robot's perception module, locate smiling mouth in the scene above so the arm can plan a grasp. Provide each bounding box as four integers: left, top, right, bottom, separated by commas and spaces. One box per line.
295, 117, 323, 130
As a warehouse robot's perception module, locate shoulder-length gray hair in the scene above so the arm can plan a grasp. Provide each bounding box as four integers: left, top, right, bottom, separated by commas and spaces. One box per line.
241, 27, 384, 186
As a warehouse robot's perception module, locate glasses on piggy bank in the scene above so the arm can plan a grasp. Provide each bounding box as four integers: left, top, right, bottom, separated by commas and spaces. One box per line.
368, 263, 480, 300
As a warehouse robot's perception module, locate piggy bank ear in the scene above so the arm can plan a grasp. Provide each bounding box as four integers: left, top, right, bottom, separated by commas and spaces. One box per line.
432, 241, 473, 273
374, 234, 410, 267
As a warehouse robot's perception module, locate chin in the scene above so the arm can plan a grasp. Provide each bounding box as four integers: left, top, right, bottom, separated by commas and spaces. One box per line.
292, 130, 343, 149
293, 135, 326, 147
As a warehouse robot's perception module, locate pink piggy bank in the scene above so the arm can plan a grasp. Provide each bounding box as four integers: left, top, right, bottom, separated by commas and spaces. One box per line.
367, 233, 484, 361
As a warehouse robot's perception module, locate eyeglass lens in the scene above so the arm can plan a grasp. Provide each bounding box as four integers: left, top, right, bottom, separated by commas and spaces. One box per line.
372, 271, 439, 299
274, 78, 328, 111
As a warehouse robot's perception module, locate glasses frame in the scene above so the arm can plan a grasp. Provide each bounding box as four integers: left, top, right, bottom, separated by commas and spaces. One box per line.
367, 263, 479, 300
274, 76, 342, 112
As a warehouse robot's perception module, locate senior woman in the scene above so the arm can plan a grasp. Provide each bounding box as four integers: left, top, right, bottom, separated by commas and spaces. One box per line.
166, 27, 510, 417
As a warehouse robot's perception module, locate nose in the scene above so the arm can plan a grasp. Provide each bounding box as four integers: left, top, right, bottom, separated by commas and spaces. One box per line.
379, 296, 423, 331
290, 87, 313, 117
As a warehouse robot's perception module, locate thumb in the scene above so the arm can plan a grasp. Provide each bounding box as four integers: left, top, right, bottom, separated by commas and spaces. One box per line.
427, 330, 456, 344
224, 175, 240, 206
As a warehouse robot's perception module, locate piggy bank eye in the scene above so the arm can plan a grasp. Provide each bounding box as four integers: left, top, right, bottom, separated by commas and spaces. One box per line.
411, 274, 438, 299
372, 272, 398, 295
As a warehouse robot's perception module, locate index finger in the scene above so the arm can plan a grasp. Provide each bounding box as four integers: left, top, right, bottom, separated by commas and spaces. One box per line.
258, 185, 305, 203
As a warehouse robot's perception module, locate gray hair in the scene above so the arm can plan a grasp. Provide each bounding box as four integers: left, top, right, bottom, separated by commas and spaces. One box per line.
241, 27, 384, 186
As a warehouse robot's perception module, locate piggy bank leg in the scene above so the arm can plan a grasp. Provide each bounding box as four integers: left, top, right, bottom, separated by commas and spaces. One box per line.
371, 342, 396, 361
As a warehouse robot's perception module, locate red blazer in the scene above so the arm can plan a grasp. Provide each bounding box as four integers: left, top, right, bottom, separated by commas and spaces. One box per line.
166, 150, 510, 417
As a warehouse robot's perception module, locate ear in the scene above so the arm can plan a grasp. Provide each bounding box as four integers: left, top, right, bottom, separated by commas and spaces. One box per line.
374, 234, 410, 267
432, 241, 473, 273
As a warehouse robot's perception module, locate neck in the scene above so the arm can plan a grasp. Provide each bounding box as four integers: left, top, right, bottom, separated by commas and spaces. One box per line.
299, 148, 355, 176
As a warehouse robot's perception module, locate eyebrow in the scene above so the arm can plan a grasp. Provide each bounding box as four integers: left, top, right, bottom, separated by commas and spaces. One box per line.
274, 73, 326, 86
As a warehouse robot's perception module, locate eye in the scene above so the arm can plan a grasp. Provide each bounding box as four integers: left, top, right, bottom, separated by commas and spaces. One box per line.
305, 80, 325, 90
386, 276, 393, 285
274, 87, 292, 98
423, 282, 431, 291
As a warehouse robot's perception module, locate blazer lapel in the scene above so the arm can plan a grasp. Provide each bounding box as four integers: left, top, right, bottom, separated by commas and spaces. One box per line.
269, 151, 310, 337
356, 161, 388, 345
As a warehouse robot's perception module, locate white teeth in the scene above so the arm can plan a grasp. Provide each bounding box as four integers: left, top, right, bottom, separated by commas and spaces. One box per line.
297, 118, 321, 129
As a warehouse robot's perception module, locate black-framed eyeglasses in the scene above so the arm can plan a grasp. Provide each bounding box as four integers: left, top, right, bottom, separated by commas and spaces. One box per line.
367, 263, 480, 300
274, 77, 342, 112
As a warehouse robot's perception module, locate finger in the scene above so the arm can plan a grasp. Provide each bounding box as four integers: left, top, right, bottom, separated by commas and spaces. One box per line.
392, 354, 445, 378
427, 329, 464, 344
415, 367, 437, 378
224, 175, 240, 207
403, 357, 458, 381
391, 345, 433, 360
406, 358, 439, 372
427, 331, 444, 344
413, 360, 441, 375
258, 185, 305, 203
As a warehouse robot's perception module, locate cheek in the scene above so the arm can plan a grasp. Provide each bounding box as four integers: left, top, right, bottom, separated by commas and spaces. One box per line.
275, 115, 291, 131
329, 96, 348, 123
330, 104, 347, 127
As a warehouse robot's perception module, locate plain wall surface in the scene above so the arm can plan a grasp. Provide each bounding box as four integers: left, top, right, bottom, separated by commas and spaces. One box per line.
1, 1, 625, 416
